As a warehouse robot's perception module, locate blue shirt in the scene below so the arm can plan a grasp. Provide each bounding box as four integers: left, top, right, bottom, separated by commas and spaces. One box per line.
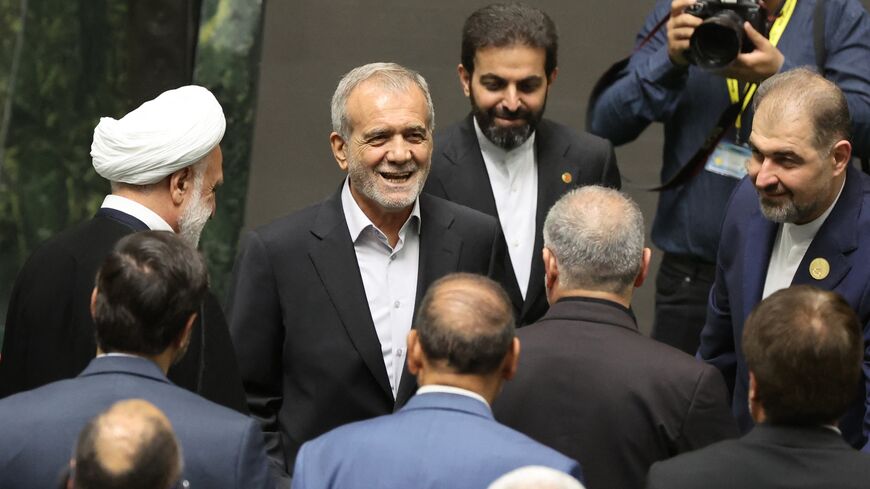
589, 0, 870, 262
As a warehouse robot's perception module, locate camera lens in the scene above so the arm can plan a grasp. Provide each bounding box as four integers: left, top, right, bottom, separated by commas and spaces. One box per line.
689, 10, 743, 69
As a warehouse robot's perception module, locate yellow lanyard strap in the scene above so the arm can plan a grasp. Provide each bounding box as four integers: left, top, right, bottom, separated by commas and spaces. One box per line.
727, 0, 798, 129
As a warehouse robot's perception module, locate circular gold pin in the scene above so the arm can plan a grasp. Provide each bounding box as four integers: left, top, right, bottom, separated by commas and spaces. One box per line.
561, 172, 572, 184
809, 258, 830, 280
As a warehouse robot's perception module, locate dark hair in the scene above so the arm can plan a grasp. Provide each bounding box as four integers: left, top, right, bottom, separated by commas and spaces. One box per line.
754, 68, 852, 154
743, 285, 862, 426
461, 3, 558, 77
73, 404, 180, 489
414, 273, 515, 375
93, 231, 208, 356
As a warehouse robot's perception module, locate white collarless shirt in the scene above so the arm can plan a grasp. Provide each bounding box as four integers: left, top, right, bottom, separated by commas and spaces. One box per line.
474, 118, 538, 299
100, 195, 173, 231
762, 179, 845, 299
416, 384, 490, 408
341, 180, 420, 399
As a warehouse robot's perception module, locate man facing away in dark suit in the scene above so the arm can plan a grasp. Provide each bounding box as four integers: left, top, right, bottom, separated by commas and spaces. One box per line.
0, 85, 246, 413
291, 273, 583, 489
424, 3, 620, 326
494, 186, 737, 489
62, 399, 182, 489
648, 285, 870, 489
0, 231, 273, 489
226, 62, 511, 484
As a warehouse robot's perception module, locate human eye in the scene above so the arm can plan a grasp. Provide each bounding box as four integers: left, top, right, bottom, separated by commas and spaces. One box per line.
518, 78, 543, 93
479, 76, 506, 91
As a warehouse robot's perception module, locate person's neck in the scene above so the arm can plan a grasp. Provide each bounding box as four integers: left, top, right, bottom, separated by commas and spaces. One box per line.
112, 188, 179, 231
349, 186, 413, 247
417, 372, 501, 406
550, 288, 632, 309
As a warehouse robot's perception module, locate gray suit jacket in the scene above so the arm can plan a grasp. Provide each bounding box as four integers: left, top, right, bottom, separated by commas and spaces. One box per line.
0, 355, 272, 489
425, 115, 620, 325
226, 187, 510, 480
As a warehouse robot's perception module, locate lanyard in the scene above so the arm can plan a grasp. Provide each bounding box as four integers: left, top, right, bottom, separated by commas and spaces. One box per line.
727, 0, 798, 132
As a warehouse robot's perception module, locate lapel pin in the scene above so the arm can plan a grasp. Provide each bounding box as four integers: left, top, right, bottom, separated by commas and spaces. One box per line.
561, 172, 572, 184
809, 258, 830, 281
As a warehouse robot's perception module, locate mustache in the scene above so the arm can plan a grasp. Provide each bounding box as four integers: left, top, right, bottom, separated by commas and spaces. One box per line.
490, 106, 533, 121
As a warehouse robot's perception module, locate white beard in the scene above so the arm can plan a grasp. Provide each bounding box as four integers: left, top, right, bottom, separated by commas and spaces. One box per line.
178, 180, 211, 248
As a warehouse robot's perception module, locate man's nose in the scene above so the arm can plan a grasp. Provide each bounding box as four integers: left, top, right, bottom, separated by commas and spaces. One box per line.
501, 86, 521, 112
753, 158, 779, 190
386, 137, 412, 163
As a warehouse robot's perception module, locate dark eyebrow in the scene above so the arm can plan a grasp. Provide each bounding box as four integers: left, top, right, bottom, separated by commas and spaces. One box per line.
478, 74, 506, 84
362, 128, 393, 140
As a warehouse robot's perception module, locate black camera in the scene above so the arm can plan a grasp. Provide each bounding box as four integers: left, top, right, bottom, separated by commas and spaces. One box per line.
684, 0, 768, 69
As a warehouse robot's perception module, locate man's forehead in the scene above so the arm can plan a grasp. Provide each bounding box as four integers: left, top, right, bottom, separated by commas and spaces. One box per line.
346, 81, 429, 128
472, 44, 547, 76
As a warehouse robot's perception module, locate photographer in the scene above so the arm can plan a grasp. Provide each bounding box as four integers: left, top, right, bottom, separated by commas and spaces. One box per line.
588, 0, 870, 356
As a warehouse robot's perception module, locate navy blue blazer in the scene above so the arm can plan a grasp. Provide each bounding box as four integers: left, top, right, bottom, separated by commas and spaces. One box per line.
698, 164, 870, 450
0, 356, 273, 489
291, 391, 583, 489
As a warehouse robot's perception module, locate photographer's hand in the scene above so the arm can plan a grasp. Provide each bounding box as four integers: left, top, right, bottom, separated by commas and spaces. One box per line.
667, 0, 703, 66
719, 22, 784, 83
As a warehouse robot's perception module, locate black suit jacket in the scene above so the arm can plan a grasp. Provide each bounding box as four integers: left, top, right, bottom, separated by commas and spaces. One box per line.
646, 424, 870, 489
225, 188, 509, 479
493, 297, 738, 489
0, 209, 247, 413
424, 115, 621, 325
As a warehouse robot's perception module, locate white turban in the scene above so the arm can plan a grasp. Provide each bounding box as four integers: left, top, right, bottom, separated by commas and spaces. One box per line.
91, 85, 226, 185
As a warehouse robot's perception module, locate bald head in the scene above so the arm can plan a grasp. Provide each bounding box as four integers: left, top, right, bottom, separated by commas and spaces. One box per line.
414, 273, 515, 374
488, 466, 586, 489
754, 68, 851, 155
72, 399, 181, 489
544, 186, 644, 294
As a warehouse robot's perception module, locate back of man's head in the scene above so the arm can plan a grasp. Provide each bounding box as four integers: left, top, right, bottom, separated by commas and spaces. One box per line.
92, 231, 208, 356
743, 285, 862, 426
71, 399, 181, 489
543, 186, 644, 295
414, 273, 515, 375
461, 3, 559, 77
488, 465, 585, 489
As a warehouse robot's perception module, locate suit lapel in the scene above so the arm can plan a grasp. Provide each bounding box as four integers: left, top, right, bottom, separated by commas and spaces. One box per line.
395, 195, 462, 406
524, 121, 573, 318
308, 190, 393, 401
742, 209, 778, 320
440, 115, 499, 217
791, 168, 859, 290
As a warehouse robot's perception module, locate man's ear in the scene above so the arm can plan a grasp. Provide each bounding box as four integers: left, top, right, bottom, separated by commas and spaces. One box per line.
502, 338, 521, 381
175, 313, 198, 351
634, 247, 652, 288
169, 167, 193, 206
458, 64, 472, 97
542, 247, 559, 293
406, 330, 424, 376
830, 139, 852, 177
330, 132, 349, 172
547, 66, 559, 86
90, 287, 98, 321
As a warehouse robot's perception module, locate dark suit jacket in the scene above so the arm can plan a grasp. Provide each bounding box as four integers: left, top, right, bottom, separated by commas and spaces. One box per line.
424, 115, 621, 325
292, 392, 583, 489
0, 209, 247, 413
698, 165, 870, 449
0, 355, 272, 489
226, 188, 510, 479
646, 424, 870, 489
494, 297, 738, 489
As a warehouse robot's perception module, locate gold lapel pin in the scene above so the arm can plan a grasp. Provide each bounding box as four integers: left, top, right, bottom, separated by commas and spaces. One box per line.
809, 258, 830, 281
561, 172, 572, 184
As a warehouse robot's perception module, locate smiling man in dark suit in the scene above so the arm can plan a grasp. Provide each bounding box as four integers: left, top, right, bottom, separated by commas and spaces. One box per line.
424, 3, 620, 325
226, 62, 510, 485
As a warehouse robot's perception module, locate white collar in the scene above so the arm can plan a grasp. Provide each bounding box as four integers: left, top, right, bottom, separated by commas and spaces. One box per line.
416, 384, 490, 408
340, 178, 421, 243
101, 195, 173, 232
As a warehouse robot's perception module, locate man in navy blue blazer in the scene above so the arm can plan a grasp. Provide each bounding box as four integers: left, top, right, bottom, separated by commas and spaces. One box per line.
291, 273, 583, 489
0, 232, 273, 489
699, 68, 870, 450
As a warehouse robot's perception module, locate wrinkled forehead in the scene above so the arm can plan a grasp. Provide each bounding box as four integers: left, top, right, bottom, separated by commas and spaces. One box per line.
345, 80, 430, 131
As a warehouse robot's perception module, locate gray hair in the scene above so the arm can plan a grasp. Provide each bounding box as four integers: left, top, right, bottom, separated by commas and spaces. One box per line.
488, 466, 586, 489
543, 186, 644, 294
754, 67, 851, 155
330, 62, 435, 141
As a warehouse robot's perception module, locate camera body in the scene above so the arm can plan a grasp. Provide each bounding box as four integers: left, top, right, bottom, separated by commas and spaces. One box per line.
684, 0, 768, 69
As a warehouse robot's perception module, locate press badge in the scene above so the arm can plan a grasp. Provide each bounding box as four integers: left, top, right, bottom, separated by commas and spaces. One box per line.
705, 143, 751, 179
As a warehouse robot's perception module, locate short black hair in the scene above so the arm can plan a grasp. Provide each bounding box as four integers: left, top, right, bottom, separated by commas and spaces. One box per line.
743, 285, 862, 426
92, 231, 208, 356
414, 273, 515, 374
461, 3, 558, 77
73, 403, 180, 489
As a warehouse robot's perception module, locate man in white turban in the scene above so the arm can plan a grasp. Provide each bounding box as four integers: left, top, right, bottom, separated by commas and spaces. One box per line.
0, 86, 247, 414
